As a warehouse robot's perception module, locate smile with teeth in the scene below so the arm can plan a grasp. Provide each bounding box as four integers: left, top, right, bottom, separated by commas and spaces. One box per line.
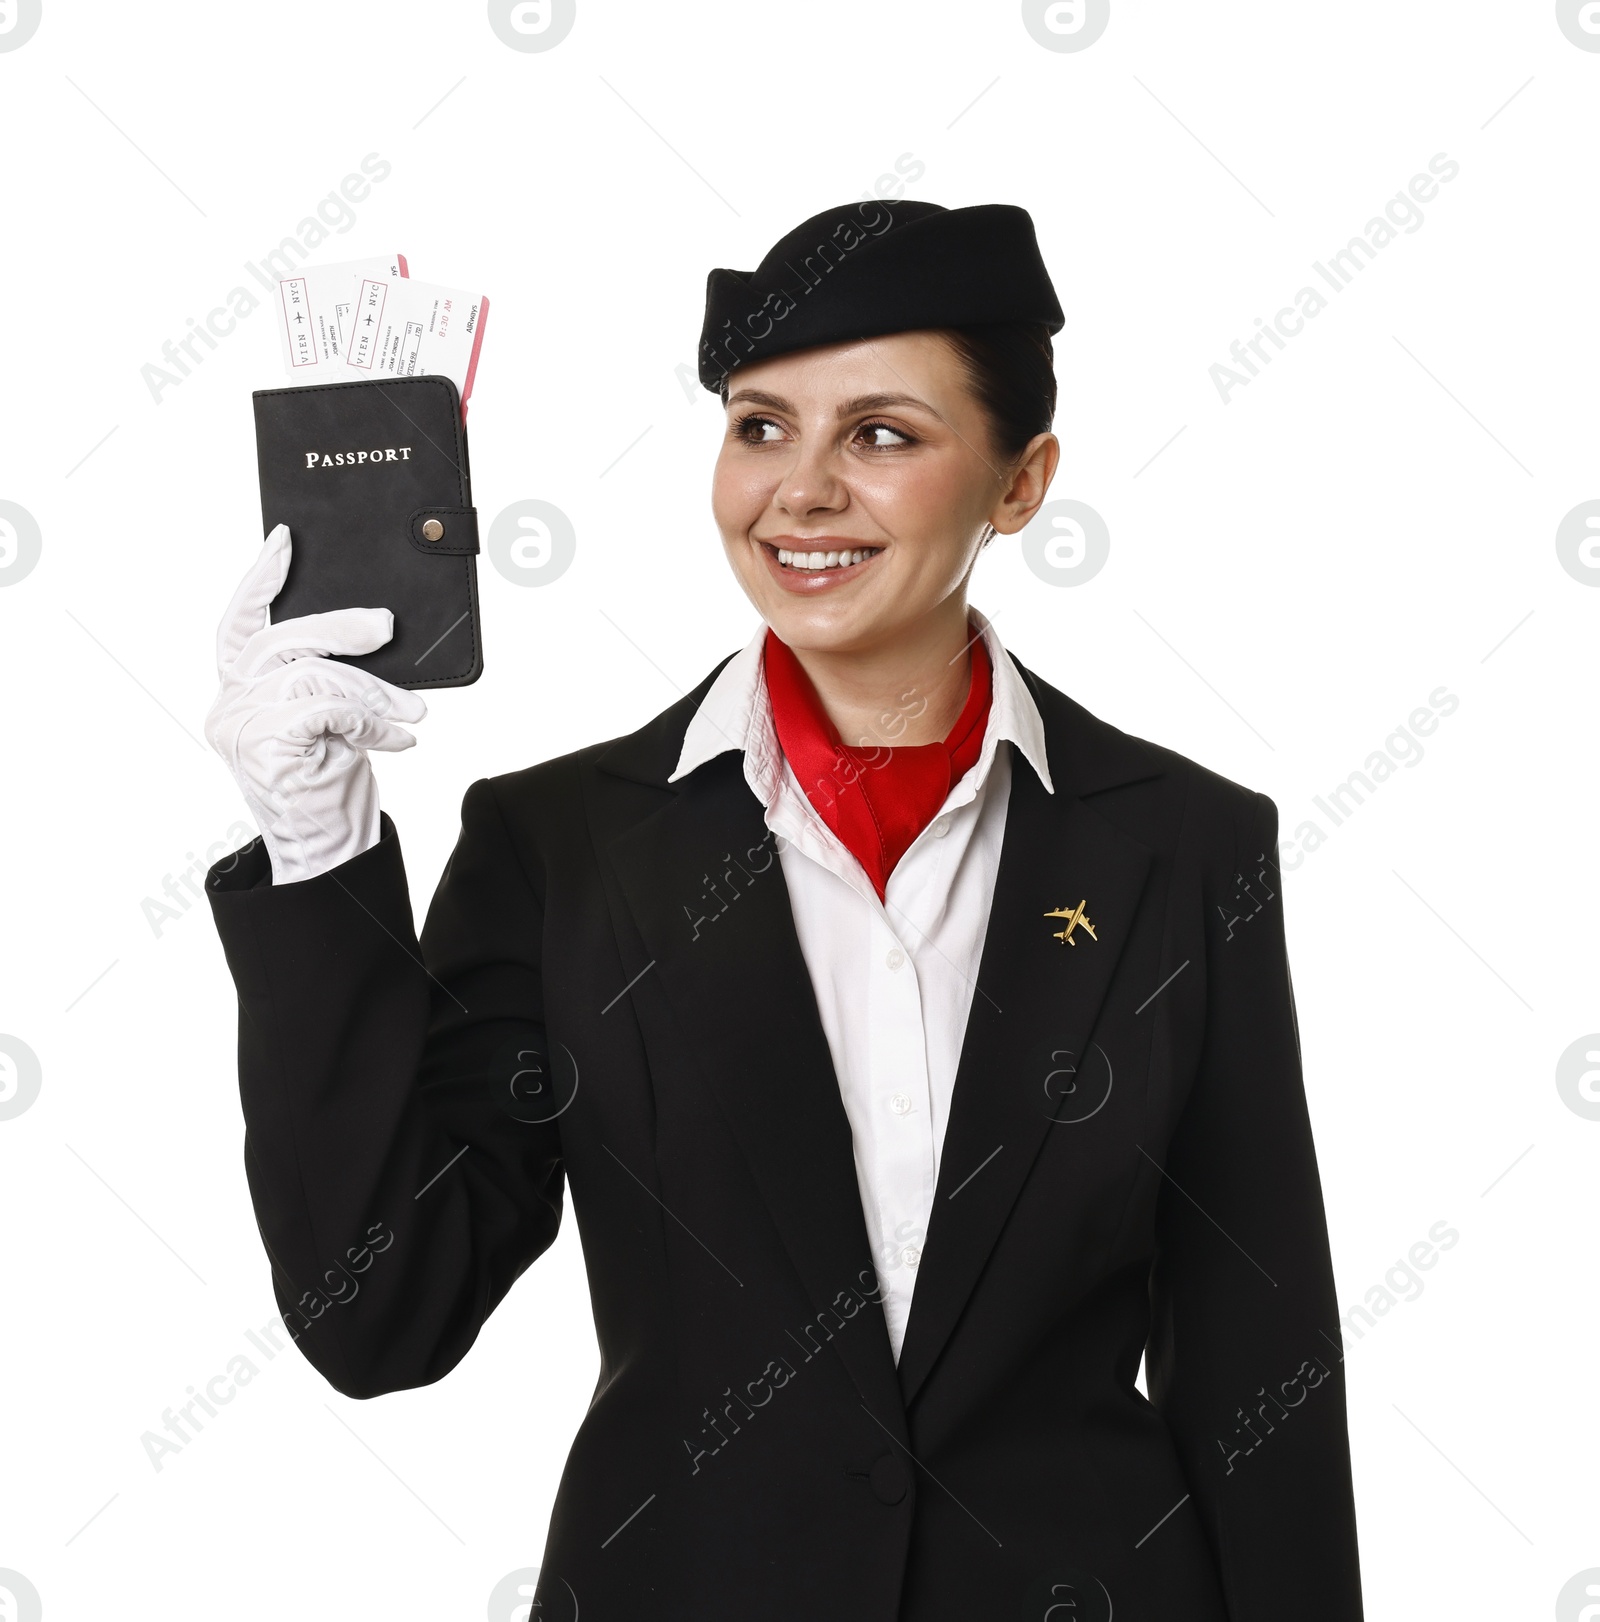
771, 544, 883, 571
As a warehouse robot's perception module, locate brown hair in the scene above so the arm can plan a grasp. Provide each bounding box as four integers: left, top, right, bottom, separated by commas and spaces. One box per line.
940, 321, 1058, 463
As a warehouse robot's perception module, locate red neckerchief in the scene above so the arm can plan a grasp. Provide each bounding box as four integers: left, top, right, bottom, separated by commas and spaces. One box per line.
763, 627, 994, 900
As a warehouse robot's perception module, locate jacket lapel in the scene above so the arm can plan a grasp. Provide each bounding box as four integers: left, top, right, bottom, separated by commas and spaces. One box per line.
593, 653, 1164, 1432
893, 666, 1164, 1409
601, 735, 909, 1438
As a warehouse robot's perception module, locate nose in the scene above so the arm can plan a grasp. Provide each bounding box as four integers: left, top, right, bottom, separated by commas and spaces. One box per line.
775, 435, 847, 521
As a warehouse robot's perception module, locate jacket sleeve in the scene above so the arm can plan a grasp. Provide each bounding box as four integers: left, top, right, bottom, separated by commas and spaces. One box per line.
206, 777, 565, 1399
1145, 790, 1364, 1621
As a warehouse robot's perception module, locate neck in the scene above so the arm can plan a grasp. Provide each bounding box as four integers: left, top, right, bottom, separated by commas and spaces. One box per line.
783, 595, 978, 749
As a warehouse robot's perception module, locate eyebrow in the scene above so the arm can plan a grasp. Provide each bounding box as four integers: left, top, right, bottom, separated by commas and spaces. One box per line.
725, 388, 937, 420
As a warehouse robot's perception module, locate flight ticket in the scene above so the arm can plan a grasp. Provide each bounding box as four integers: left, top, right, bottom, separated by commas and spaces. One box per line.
274, 255, 489, 417
341, 274, 489, 411
274, 256, 407, 377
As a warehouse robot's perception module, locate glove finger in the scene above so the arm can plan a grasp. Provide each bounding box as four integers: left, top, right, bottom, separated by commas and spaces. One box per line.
263, 659, 429, 725
215, 524, 291, 679
233, 607, 397, 679
352, 719, 420, 753
260, 695, 418, 751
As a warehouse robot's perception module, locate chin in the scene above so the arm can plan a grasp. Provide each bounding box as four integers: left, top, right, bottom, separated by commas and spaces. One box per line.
762, 597, 891, 656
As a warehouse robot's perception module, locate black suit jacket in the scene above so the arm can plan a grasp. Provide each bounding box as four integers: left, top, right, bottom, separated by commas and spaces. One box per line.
206, 652, 1364, 1622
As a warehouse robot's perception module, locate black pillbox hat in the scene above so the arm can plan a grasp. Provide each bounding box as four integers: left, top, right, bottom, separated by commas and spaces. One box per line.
697, 199, 1064, 392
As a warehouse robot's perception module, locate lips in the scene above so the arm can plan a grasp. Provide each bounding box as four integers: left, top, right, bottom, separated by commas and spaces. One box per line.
752, 538, 884, 593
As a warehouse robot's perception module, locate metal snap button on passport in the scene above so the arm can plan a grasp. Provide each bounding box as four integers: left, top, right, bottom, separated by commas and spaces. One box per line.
421, 518, 445, 542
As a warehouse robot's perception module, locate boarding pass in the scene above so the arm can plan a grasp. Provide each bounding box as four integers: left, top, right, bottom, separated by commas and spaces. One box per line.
275, 257, 489, 416
275, 256, 407, 378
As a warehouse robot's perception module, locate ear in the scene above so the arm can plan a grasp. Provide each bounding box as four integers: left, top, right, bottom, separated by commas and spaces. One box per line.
988, 432, 1060, 536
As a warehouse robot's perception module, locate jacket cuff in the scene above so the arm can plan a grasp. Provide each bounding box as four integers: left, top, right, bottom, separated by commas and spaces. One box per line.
206, 812, 401, 895
205, 813, 415, 994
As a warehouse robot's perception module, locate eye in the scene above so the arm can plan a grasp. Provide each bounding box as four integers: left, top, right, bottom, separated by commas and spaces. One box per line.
855, 419, 915, 449
732, 413, 786, 444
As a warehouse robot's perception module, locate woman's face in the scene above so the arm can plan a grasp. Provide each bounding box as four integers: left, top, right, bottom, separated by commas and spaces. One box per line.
712, 330, 1055, 656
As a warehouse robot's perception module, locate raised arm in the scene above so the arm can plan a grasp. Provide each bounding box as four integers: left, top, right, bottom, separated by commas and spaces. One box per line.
204, 532, 563, 1397
207, 781, 564, 1397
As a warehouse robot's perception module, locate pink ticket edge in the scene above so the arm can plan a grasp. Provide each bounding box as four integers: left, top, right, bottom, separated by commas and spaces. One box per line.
459, 294, 489, 422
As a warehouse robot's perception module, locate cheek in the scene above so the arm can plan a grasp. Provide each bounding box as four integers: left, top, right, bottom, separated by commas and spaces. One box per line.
861, 459, 982, 551
712, 452, 772, 535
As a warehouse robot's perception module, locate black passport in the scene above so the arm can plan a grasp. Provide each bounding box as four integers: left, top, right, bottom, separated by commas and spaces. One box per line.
252, 374, 483, 689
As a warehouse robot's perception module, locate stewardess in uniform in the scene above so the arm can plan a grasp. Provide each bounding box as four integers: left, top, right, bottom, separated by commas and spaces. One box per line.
204, 199, 1365, 1621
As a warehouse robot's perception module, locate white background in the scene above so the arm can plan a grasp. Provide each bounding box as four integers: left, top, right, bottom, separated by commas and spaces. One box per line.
1, 2, 1596, 1618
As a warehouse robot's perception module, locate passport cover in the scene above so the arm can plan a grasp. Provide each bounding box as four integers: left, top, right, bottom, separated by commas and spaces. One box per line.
252, 374, 482, 689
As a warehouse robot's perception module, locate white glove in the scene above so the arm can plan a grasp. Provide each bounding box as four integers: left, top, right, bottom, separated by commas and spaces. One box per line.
205, 523, 428, 885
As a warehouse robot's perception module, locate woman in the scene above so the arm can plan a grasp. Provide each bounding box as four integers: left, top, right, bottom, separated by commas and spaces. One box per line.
205, 200, 1364, 1621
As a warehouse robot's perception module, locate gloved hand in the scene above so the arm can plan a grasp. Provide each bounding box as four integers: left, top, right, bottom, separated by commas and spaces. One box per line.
205, 523, 428, 885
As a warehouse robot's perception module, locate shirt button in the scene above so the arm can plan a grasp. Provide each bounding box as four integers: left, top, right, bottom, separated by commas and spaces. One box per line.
903, 1246, 921, 1268
886, 947, 906, 971
889, 1094, 912, 1115
931, 817, 951, 838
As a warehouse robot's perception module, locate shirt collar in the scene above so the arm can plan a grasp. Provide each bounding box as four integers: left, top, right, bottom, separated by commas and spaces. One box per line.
669, 607, 1053, 799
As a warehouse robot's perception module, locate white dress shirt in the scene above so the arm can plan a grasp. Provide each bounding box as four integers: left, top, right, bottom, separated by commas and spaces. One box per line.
670, 609, 1053, 1361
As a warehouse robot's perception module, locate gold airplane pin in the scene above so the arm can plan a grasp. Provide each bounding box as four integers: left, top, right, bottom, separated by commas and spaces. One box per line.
1045, 901, 1097, 947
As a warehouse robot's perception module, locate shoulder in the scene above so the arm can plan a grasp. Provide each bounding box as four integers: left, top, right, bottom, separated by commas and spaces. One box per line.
472, 653, 736, 823
1013, 654, 1276, 864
